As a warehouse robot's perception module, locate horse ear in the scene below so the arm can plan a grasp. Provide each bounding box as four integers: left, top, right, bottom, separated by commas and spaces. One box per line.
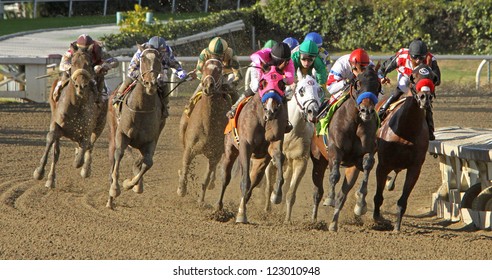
70, 42, 78, 52
87, 44, 94, 53
137, 43, 145, 52
375, 61, 381, 72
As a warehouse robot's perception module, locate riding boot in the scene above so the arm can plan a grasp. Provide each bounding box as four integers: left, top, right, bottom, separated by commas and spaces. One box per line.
184, 84, 202, 116
378, 89, 403, 120
91, 81, 100, 104
285, 120, 293, 134
53, 71, 69, 101
226, 88, 254, 119
113, 77, 133, 106
426, 107, 435, 140
161, 96, 170, 119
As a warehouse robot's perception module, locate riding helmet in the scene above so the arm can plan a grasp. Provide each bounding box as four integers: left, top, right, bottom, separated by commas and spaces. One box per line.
262, 39, 277, 49
349, 48, 370, 67
76, 34, 94, 48
282, 37, 299, 50
304, 32, 323, 47
208, 37, 228, 55
408, 39, 428, 57
299, 40, 319, 57
271, 42, 291, 61
148, 36, 166, 49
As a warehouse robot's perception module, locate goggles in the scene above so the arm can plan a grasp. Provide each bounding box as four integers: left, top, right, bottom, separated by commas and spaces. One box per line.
410, 54, 426, 60
300, 56, 315, 62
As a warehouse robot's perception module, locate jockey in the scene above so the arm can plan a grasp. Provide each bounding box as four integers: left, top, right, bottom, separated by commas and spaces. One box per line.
226, 42, 295, 119
55, 34, 117, 103
244, 39, 278, 96
292, 32, 331, 70
324, 48, 374, 110
114, 36, 186, 117
290, 39, 328, 96
184, 37, 242, 115
378, 38, 441, 140
282, 37, 299, 51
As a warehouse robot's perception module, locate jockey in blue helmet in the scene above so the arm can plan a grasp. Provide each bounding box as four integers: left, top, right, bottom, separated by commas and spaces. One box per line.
303, 32, 331, 70
282, 37, 299, 51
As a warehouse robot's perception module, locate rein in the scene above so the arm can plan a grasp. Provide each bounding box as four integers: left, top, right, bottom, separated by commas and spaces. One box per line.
124, 94, 156, 114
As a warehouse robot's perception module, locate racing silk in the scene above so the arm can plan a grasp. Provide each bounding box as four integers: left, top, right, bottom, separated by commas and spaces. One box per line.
59, 41, 104, 72
380, 48, 441, 92
258, 66, 285, 103
326, 54, 376, 95
127, 44, 182, 79
195, 47, 241, 80
248, 48, 295, 91
291, 51, 327, 87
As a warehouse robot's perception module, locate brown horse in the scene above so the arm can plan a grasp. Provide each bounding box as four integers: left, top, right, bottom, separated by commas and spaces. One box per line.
216, 67, 288, 223
373, 64, 435, 231
106, 46, 164, 209
177, 58, 231, 202
310, 66, 381, 232
33, 44, 106, 188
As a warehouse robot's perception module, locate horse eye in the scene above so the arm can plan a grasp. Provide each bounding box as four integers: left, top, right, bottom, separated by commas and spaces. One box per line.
299, 88, 304, 97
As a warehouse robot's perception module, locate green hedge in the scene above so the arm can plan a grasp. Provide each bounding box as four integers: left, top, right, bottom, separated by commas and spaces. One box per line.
102, 1, 492, 55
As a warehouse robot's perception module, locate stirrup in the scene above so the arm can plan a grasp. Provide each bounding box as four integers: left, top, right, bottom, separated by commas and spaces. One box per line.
226, 109, 236, 119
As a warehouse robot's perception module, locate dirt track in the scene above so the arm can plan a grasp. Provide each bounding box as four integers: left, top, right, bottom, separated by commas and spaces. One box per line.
0, 94, 491, 260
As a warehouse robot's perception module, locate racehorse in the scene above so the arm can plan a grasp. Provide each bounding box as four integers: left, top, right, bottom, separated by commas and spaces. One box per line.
216, 66, 288, 223
310, 65, 381, 231
106, 46, 165, 209
177, 58, 231, 203
264, 75, 322, 223
33, 44, 106, 188
373, 64, 435, 231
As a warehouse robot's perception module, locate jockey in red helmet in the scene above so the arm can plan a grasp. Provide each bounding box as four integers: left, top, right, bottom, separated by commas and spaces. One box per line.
378, 38, 441, 140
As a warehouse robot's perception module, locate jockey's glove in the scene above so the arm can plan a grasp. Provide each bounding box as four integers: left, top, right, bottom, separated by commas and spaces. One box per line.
226, 73, 235, 84
176, 70, 187, 80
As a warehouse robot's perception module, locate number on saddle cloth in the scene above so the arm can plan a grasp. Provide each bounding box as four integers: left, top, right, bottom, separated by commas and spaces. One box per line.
258, 67, 285, 103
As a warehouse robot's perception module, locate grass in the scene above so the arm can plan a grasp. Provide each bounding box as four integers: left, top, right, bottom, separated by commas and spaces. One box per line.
0, 12, 206, 37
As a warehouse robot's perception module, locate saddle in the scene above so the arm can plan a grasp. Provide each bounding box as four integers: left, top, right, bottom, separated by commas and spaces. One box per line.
224, 96, 253, 146
315, 93, 350, 136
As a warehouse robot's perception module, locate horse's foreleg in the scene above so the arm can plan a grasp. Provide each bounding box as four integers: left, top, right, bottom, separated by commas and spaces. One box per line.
354, 153, 375, 216
373, 163, 392, 223
237, 144, 252, 224
33, 123, 61, 181
330, 166, 360, 232
264, 161, 276, 212
285, 158, 308, 224
394, 166, 421, 232
248, 157, 270, 205
216, 142, 238, 211
44, 138, 60, 189
269, 141, 284, 205
80, 142, 94, 178
178, 147, 194, 197
123, 145, 155, 193
73, 143, 86, 169
310, 151, 327, 222
129, 155, 144, 194
325, 159, 341, 207
107, 135, 128, 209
199, 156, 220, 203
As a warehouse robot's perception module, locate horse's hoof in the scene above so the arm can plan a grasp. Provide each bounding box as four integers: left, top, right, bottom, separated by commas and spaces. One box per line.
207, 182, 215, 190
133, 183, 143, 194
33, 168, 44, 180
215, 203, 223, 212
106, 199, 115, 209
270, 192, 282, 205
323, 197, 335, 207
44, 179, 55, 189
329, 222, 338, 232
123, 179, 134, 190
354, 203, 367, 216
235, 214, 248, 224
80, 168, 91, 179
177, 187, 187, 197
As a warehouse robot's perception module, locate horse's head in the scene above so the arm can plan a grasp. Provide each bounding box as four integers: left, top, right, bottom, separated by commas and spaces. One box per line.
70, 45, 94, 98
352, 66, 381, 122
411, 65, 436, 109
294, 75, 322, 123
258, 66, 286, 121
201, 58, 223, 96
138, 45, 162, 94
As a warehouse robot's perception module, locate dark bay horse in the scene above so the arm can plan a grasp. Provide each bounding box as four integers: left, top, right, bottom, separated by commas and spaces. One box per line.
33, 44, 106, 188
216, 66, 288, 223
310, 66, 381, 231
177, 58, 231, 202
373, 64, 435, 231
106, 46, 164, 209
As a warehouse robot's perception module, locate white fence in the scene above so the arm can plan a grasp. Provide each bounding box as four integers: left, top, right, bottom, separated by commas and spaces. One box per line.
1, 55, 491, 103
